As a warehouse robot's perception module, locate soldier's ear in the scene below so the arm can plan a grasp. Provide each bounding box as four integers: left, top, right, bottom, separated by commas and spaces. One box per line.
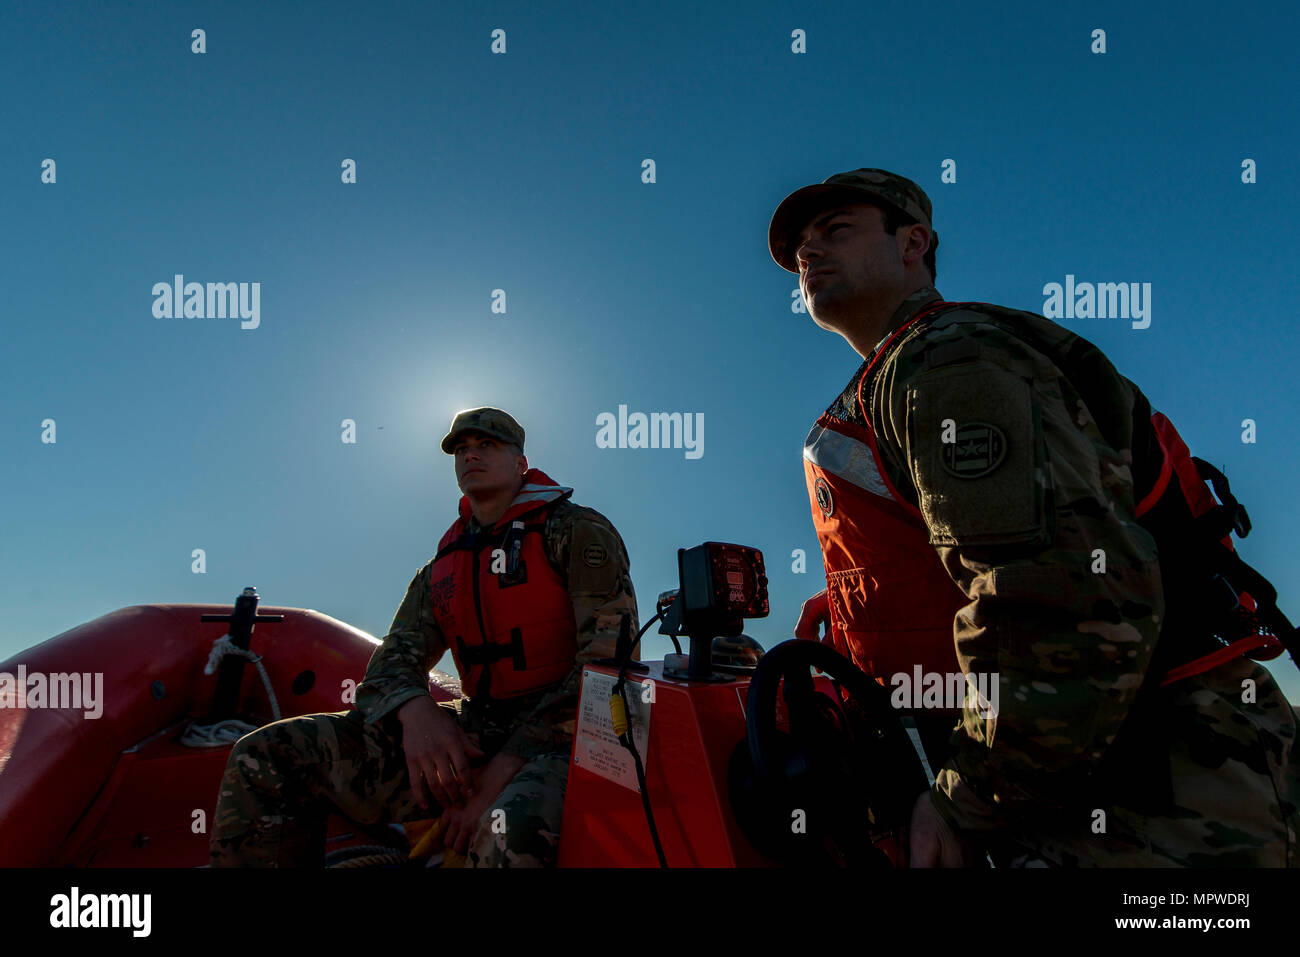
901, 223, 930, 265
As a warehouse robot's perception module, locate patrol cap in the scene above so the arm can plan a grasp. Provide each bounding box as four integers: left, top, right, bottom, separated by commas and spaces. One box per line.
440, 407, 526, 454
768, 167, 937, 273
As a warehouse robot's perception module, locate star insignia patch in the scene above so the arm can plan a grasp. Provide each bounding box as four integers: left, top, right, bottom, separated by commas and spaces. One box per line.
941, 422, 1007, 478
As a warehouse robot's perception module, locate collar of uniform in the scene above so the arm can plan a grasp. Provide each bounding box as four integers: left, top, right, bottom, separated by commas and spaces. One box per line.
460, 468, 573, 532
869, 284, 944, 357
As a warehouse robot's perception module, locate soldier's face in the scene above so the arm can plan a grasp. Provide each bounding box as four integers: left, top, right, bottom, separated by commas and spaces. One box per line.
452, 432, 526, 496
794, 202, 908, 333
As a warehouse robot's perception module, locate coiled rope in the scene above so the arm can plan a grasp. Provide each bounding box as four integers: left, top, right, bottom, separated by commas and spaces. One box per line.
179, 634, 282, 748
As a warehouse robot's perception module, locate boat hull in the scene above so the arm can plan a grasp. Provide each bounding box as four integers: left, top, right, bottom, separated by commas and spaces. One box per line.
0, 603, 457, 867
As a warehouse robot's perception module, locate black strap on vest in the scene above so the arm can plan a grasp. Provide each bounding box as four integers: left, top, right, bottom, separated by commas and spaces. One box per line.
457, 628, 528, 701
434, 521, 549, 562
456, 627, 527, 670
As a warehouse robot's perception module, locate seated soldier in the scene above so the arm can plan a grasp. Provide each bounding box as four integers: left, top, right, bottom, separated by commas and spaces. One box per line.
210, 407, 638, 867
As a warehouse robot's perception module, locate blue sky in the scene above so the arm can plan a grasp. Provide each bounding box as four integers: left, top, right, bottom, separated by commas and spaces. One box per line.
2, 1, 1297, 705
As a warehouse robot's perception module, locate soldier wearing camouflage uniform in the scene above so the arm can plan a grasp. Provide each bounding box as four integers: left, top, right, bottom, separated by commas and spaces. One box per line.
773, 168, 1298, 867
211, 408, 638, 867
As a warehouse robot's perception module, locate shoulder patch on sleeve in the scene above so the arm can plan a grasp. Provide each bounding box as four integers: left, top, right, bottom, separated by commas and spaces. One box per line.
907, 362, 1053, 548
566, 512, 630, 597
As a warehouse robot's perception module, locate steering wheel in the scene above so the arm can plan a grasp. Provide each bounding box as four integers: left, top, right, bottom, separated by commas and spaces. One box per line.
729, 639, 930, 867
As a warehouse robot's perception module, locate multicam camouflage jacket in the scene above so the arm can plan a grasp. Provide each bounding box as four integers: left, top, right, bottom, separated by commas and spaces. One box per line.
354, 496, 639, 763
832, 284, 1298, 865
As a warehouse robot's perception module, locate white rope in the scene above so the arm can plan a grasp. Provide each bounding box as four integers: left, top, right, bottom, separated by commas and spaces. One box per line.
203, 634, 282, 722
179, 635, 282, 748
179, 717, 260, 748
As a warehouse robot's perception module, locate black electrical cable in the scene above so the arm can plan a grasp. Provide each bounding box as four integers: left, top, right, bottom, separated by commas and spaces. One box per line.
611, 611, 669, 867
615, 679, 668, 868
619, 609, 667, 683
629, 608, 679, 658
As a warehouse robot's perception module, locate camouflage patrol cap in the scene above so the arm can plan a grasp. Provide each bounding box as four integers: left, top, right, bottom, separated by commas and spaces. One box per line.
768, 168, 937, 273
440, 407, 526, 454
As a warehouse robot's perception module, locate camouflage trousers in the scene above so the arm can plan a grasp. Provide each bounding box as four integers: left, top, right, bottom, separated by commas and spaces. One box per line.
209, 703, 569, 868
979, 658, 1299, 867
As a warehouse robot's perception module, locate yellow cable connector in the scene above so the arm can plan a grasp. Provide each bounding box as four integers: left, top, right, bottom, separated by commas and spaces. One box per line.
609, 689, 629, 737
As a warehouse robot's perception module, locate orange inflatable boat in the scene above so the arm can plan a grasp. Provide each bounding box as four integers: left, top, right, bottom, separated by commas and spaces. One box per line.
0, 545, 930, 868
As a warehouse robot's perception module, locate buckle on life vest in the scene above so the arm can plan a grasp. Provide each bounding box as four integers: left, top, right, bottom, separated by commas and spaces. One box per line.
456, 628, 527, 671
1193, 458, 1252, 540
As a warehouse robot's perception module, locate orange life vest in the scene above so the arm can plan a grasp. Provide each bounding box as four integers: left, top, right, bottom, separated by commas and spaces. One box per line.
805, 300, 1290, 699
803, 302, 971, 694
429, 469, 579, 701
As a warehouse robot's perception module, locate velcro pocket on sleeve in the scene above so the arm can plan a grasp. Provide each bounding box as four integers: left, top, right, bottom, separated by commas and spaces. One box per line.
907, 364, 1052, 548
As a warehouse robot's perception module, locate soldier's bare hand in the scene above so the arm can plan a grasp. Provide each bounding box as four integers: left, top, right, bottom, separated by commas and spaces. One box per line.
908, 790, 966, 868
794, 589, 831, 642
441, 787, 492, 859
397, 696, 485, 811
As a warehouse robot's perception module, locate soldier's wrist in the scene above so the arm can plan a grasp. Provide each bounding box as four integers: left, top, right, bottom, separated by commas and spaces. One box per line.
395, 692, 437, 723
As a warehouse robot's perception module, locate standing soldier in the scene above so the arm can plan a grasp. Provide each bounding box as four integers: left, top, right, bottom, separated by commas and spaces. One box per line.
770, 168, 1298, 866
210, 407, 638, 867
